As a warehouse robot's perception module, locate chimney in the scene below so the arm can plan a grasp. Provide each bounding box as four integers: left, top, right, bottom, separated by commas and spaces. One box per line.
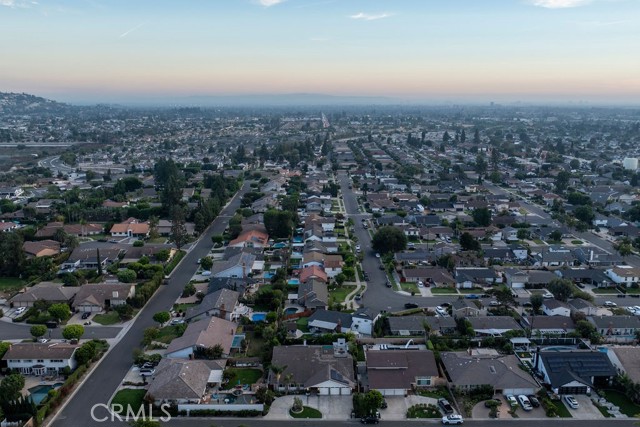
534, 346, 541, 372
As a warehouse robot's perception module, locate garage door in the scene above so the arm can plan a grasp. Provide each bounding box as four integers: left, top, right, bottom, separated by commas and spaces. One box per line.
381, 389, 404, 396
504, 388, 535, 396
559, 386, 588, 395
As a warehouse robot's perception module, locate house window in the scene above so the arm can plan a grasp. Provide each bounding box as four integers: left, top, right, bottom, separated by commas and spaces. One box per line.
416, 377, 431, 386
37, 359, 44, 363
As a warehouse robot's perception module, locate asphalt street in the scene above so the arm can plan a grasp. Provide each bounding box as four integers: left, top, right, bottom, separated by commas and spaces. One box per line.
0, 321, 120, 340
49, 181, 251, 427
38, 156, 75, 175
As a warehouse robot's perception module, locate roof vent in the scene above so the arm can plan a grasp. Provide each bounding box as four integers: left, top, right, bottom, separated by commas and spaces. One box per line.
489, 366, 497, 374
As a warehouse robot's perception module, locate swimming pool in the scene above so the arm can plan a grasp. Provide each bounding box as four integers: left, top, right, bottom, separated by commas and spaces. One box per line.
542, 346, 575, 352
28, 383, 63, 405
251, 313, 267, 322
284, 307, 299, 315
287, 279, 300, 286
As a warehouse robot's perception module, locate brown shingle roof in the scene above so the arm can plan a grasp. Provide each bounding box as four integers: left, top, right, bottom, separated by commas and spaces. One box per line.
3, 343, 78, 361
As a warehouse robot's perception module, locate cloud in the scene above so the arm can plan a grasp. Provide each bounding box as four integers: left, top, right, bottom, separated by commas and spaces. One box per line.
0, 0, 37, 8
350, 12, 392, 21
529, 0, 591, 8
257, 0, 285, 6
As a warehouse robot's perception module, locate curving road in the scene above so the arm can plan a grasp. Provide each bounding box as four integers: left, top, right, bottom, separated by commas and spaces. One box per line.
49, 181, 251, 427
0, 320, 120, 340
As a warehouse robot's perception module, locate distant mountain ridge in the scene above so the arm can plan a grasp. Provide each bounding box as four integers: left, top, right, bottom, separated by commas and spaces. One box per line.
0, 92, 73, 114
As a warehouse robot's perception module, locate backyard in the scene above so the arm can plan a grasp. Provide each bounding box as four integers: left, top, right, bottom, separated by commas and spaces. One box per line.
0, 277, 25, 293
296, 317, 309, 333
222, 368, 263, 390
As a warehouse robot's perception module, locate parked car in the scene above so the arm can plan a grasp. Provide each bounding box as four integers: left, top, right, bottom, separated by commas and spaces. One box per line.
140, 369, 155, 377
527, 395, 540, 408
441, 415, 463, 425
438, 398, 454, 414
363, 273, 370, 281
564, 395, 579, 409
15, 307, 26, 315
355, 294, 362, 300
355, 245, 361, 252
489, 301, 500, 306
505, 395, 518, 408
83, 321, 92, 326
360, 416, 379, 424
375, 253, 381, 258
617, 294, 627, 298
517, 395, 533, 411
404, 303, 419, 309
465, 294, 479, 299
81, 312, 91, 320
385, 282, 392, 288
39, 338, 49, 343
603, 301, 617, 307
543, 292, 554, 299
380, 400, 388, 409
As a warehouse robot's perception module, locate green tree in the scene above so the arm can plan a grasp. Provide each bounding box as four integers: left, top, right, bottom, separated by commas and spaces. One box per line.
264, 209, 294, 238
459, 232, 481, 251
548, 278, 574, 302
155, 249, 170, 263
574, 206, 594, 224
48, 303, 71, 322
117, 269, 137, 283
472, 207, 492, 227
0, 373, 25, 402
152, 311, 170, 325
575, 320, 601, 343
549, 230, 563, 242
0, 342, 10, 360
0, 232, 25, 277
372, 226, 407, 254
30, 325, 47, 340
199, 256, 213, 271
143, 327, 159, 345
554, 170, 571, 194
516, 229, 530, 240
530, 294, 544, 315
62, 324, 85, 341
74, 340, 97, 365
170, 206, 188, 250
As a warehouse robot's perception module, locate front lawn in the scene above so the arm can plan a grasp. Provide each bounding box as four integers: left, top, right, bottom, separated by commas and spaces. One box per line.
430, 287, 458, 294
110, 389, 146, 414
221, 368, 263, 390
592, 287, 620, 294
329, 286, 352, 303
290, 406, 322, 418
400, 282, 419, 294
406, 403, 441, 418
155, 325, 184, 344
458, 288, 483, 294
172, 302, 198, 313
93, 311, 121, 325
601, 390, 640, 417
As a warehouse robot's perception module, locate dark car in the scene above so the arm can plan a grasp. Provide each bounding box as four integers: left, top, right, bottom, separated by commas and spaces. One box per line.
438, 398, 454, 414
364, 273, 370, 281
81, 312, 91, 320
404, 303, 419, 309
631, 294, 640, 298
379, 265, 385, 270
361, 416, 379, 424
380, 400, 388, 409
528, 395, 540, 408
465, 294, 479, 300
386, 282, 392, 288
617, 294, 627, 298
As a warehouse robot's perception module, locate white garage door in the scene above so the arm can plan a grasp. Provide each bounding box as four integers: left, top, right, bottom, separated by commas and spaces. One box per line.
503, 388, 535, 396
380, 389, 404, 396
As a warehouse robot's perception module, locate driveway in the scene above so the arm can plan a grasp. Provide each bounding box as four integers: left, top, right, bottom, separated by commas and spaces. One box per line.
564, 394, 605, 420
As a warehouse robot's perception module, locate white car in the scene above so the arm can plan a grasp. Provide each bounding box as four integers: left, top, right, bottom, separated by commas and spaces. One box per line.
517, 395, 533, 411
603, 301, 617, 308
15, 307, 26, 315
627, 307, 637, 314
564, 395, 579, 409
355, 245, 361, 252
442, 415, 463, 425
543, 292, 554, 299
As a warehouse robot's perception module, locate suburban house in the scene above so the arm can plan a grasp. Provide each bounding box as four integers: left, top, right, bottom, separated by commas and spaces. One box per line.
296, 279, 328, 311
228, 229, 269, 249
351, 308, 376, 336
60, 247, 122, 271
365, 350, 440, 396
23, 240, 61, 258
185, 289, 240, 322
10, 282, 78, 308
504, 268, 531, 289
555, 268, 612, 288
110, 218, 150, 238
402, 267, 455, 287
300, 265, 328, 284
467, 316, 522, 337
523, 316, 576, 337
605, 266, 640, 287
146, 359, 224, 405
605, 347, 640, 383
542, 299, 571, 317
323, 255, 344, 278
441, 352, 539, 396
72, 282, 135, 312
268, 340, 355, 395
587, 315, 640, 343
308, 310, 353, 334
388, 316, 428, 337
567, 298, 597, 316
454, 267, 502, 289
2, 343, 79, 375
211, 252, 257, 279
166, 317, 238, 359
452, 299, 484, 318
533, 350, 616, 394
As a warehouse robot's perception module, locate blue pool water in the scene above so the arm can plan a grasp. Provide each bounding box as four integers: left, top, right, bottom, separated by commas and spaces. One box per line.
263, 272, 274, 279
284, 307, 299, 315
251, 313, 267, 322
29, 383, 63, 405
288, 279, 300, 285
543, 346, 575, 352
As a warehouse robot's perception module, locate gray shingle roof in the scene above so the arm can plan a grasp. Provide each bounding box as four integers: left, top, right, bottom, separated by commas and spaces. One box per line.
441, 352, 538, 390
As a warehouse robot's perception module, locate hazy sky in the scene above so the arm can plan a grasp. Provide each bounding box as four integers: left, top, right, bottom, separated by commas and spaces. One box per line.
1, 0, 639, 104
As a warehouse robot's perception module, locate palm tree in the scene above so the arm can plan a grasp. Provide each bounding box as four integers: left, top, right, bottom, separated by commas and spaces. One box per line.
270, 364, 287, 391
284, 373, 294, 395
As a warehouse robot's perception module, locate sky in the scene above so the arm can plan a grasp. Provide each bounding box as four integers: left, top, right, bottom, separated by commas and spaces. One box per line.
1, 0, 640, 104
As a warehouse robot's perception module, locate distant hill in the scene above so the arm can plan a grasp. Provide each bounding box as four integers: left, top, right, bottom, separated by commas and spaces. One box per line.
0, 92, 73, 115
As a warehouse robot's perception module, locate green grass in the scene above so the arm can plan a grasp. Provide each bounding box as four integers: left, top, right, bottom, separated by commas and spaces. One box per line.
625, 288, 640, 294
601, 390, 640, 417
147, 237, 167, 244
93, 311, 121, 325
417, 387, 450, 399
296, 317, 309, 332
290, 406, 322, 418
406, 403, 441, 419
594, 402, 614, 418
571, 240, 584, 245
244, 331, 265, 357
400, 282, 419, 294
0, 277, 25, 290
458, 288, 484, 294
110, 389, 146, 414
533, 239, 544, 244
155, 325, 184, 344
329, 286, 352, 303
430, 287, 458, 294
554, 401, 573, 418
172, 302, 198, 313
222, 368, 263, 390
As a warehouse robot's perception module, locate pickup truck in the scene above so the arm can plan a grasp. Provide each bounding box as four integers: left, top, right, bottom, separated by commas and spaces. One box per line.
438, 398, 454, 414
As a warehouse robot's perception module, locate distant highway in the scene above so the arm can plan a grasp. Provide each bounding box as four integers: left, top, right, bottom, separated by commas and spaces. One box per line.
38, 156, 75, 175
